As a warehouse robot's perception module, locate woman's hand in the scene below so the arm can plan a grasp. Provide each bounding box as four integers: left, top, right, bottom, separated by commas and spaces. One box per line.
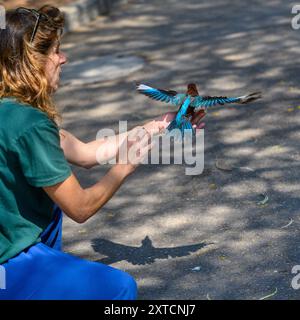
141, 110, 206, 136
115, 126, 153, 176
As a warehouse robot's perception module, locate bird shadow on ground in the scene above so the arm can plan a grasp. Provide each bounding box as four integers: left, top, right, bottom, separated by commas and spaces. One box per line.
91, 235, 211, 265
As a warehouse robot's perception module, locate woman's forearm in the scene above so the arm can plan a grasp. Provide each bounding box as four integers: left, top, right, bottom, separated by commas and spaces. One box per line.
86, 114, 173, 167
43, 164, 135, 224
59, 129, 130, 169
86, 131, 129, 166
79, 164, 132, 222
60, 113, 175, 169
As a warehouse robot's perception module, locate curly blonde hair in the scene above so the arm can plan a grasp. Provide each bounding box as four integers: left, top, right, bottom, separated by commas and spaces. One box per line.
0, 5, 65, 123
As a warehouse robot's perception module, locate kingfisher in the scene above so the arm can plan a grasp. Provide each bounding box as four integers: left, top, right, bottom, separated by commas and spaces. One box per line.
136, 83, 261, 137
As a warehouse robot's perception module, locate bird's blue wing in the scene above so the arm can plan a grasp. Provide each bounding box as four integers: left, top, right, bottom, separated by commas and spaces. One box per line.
136, 83, 186, 106
190, 95, 241, 109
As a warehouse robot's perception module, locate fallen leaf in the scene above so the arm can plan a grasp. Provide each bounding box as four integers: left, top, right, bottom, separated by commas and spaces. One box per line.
209, 183, 218, 190
219, 255, 227, 261
257, 194, 269, 206
238, 166, 255, 172
287, 107, 295, 112
215, 159, 233, 171
281, 218, 293, 229
259, 287, 277, 300
192, 266, 201, 271
271, 145, 283, 151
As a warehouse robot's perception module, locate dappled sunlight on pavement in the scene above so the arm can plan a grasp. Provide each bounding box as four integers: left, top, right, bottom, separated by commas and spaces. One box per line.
56, 0, 300, 299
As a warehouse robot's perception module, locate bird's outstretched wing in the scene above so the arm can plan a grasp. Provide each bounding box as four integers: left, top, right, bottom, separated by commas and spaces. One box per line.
136, 83, 186, 106
190, 91, 262, 109
154, 242, 209, 259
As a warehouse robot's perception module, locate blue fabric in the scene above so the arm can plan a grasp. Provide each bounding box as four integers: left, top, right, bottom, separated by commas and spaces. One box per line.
0, 205, 137, 300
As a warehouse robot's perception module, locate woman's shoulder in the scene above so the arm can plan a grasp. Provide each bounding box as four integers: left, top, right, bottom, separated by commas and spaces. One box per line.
0, 97, 54, 124
1, 96, 49, 116
0, 97, 57, 141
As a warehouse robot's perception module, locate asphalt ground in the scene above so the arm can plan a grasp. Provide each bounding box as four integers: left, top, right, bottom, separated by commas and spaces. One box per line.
55, 0, 300, 299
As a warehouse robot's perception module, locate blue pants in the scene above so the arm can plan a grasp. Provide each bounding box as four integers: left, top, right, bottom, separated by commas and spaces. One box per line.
0, 205, 137, 300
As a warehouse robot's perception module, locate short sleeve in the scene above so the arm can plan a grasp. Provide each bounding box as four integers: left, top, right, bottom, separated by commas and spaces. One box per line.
13, 119, 72, 187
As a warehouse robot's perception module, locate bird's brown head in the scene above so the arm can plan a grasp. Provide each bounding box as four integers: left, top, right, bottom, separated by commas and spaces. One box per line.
187, 83, 199, 96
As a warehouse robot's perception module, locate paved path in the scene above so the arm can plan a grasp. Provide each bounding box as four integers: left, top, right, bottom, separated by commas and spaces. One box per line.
55, 0, 300, 299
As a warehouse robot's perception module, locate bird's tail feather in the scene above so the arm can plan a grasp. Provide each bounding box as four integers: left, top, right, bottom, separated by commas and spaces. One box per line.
238, 91, 262, 104
181, 119, 194, 132
167, 118, 195, 139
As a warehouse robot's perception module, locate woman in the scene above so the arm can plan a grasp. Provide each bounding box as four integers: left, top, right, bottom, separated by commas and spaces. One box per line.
0, 6, 204, 300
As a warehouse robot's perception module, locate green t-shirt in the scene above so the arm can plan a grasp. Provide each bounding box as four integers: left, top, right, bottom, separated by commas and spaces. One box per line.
0, 97, 72, 264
